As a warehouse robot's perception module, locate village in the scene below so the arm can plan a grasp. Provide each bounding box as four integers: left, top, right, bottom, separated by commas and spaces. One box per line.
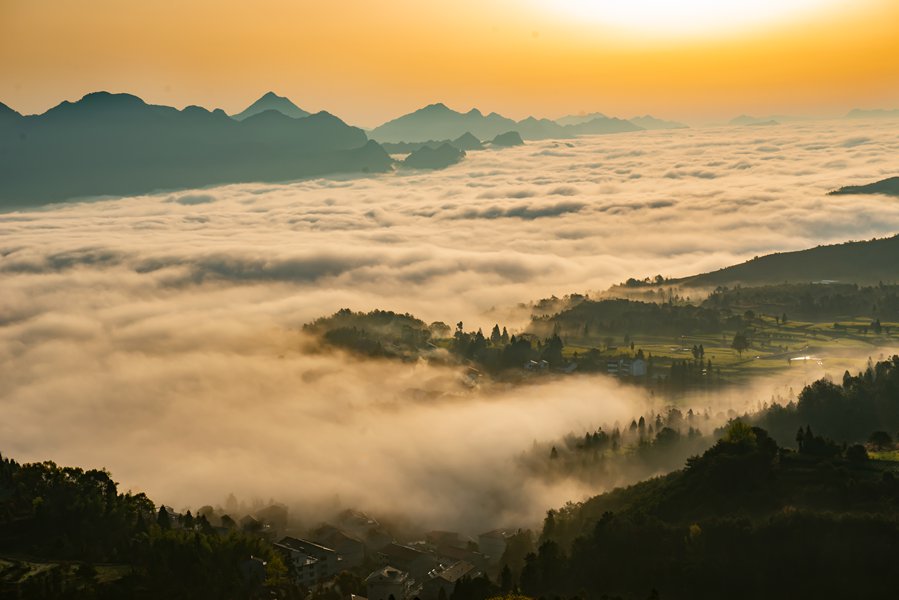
157, 504, 522, 600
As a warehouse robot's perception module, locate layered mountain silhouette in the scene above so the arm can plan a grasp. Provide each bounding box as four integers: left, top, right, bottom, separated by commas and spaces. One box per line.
672, 235, 899, 287
0, 92, 391, 206
370, 103, 518, 143
828, 176, 899, 197
555, 112, 607, 127
0, 101, 21, 124
629, 115, 688, 130
490, 131, 524, 147
231, 91, 310, 121
381, 132, 483, 154
402, 143, 465, 169
558, 112, 687, 130
369, 103, 645, 143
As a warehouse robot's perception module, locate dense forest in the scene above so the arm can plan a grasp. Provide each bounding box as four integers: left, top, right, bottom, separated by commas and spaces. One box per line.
518, 420, 899, 599
529, 299, 733, 338
522, 356, 899, 490
3, 359, 899, 598
0, 458, 290, 598
702, 282, 899, 322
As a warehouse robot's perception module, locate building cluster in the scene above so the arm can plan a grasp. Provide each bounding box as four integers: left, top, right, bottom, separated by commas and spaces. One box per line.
160, 502, 519, 599
273, 520, 518, 600
605, 357, 647, 377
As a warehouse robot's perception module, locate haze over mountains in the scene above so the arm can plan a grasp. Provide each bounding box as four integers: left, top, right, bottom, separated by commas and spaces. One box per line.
0, 91, 696, 206
368, 102, 653, 143
3, 89, 898, 208
0, 91, 391, 206
846, 108, 899, 119
231, 90, 310, 121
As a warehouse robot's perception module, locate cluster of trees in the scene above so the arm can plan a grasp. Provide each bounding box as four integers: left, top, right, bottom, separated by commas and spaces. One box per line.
704, 282, 899, 322
304, 309, 432, 358
522, 408, 715, 489
666, 358, 716, 387
748, 355, 899, 446
0, 455, 290, 598
508, 422, 899, 599
530, 299, 731, 340
445, 320, 569, 372
527, 356, 899, 505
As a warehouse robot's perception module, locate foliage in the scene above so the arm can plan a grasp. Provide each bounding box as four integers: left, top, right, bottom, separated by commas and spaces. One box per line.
304, 308, 431, 357
749, 356, 899, 446
0, 455, 289, 599
524, 424, 899, 599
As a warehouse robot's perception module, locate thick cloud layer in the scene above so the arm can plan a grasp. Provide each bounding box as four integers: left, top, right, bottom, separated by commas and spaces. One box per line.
1, 120, 898, 533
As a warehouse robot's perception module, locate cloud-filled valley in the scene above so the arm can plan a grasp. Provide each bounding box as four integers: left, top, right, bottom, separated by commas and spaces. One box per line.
2, 119, 899, 533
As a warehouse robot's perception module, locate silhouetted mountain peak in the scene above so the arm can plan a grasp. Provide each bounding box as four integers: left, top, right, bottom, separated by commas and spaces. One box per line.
419, 102, 453, 114
241, 108, 293, 124
1, 92, 382, 206
403, 142, 465, 169
0, 101, 22, 118
466, 108, 483, 117
48, 91, 146, 113
39, 92, 160, 122
555, 112, 608, 127
491, 131, 524, 147
306, 110, 349, 126
78, 91, 146, 108
452, 132, 483, 150
233, 92, 310, 121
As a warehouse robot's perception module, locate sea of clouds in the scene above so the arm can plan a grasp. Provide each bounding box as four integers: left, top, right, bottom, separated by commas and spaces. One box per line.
1, 119, 898, 532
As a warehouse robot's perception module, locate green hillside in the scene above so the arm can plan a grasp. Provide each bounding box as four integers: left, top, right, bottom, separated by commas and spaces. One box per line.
829, 176, 899, 197
674, 235, 899, 287
520, 426, 899, 599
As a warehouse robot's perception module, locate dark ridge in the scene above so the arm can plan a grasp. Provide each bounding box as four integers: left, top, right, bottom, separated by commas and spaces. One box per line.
829, 176, 899, 197
0, 92, 390, 207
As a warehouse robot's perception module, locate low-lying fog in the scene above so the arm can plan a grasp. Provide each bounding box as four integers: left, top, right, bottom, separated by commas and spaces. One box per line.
2, 119, 898, 533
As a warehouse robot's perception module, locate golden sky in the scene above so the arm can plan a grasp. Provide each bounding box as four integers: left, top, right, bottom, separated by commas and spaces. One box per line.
1, 0, 897, 126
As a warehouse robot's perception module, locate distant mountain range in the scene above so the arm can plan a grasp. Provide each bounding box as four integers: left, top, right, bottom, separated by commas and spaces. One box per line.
490, 131, 524, 147
828, 176, 899, 197
555, 112, 608, 127
402, 143, 465, 170
231, 91, 310, 121
369, 103, 520, 143
629, 115, 688, 130
673, 235, 899, 287
730, 115, 779, 126
846, 108, 899, 119
381, 132, 483, 155
0, 92, 391, 206
368, 103, 682, 144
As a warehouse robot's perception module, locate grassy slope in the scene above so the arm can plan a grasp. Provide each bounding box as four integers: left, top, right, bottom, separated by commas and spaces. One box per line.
671, 235, 899, 288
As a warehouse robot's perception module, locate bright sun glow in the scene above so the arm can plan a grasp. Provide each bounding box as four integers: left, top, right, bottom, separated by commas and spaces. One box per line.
545, 0, 851, 36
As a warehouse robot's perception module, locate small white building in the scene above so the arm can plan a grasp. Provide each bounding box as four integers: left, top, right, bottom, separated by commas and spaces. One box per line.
630, 358, 647, 377
275, 537, 339, 588
366, 566, 417, 600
